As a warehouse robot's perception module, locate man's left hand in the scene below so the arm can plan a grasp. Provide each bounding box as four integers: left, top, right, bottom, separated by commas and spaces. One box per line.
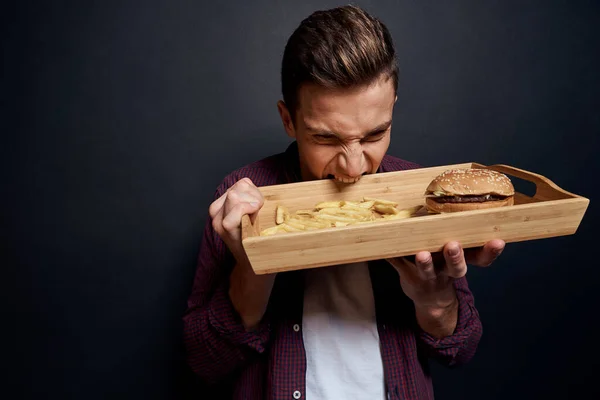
386, 239, 505, 310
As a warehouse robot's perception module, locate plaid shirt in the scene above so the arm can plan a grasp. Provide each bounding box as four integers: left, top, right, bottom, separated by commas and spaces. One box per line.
183, 142, 483, 399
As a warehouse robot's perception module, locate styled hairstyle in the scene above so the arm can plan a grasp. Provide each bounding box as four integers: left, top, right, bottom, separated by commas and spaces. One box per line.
281, 5, 398, 117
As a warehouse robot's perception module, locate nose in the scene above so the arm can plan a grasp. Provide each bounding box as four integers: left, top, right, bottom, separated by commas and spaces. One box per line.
339, 143, 365, 178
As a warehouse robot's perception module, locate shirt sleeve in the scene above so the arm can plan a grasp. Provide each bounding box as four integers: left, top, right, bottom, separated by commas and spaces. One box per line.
182, 188, 272, 385
417, 276, 483, 367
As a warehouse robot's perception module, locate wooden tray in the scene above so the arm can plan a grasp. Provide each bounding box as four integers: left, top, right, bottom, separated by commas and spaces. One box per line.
241, 162, 590, 275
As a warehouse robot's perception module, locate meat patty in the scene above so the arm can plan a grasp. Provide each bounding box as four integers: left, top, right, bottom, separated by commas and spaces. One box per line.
430, 194, 507, 203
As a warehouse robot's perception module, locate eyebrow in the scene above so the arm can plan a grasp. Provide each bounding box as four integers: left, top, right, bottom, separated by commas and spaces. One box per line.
306, 119, 393, 138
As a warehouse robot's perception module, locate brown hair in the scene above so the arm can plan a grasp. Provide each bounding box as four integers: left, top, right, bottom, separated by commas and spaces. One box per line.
281, 5, 398, 117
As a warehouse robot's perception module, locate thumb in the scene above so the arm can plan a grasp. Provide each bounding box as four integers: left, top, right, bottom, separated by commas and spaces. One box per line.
222, 202, 261, 235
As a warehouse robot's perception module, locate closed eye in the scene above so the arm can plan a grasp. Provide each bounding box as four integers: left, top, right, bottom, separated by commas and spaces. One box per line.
361, 130, 388, 142
315, 134, 334, 140
313, 134, 339, 144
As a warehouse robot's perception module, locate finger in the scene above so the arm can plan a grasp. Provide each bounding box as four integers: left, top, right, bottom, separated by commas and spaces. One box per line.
234, 177, 262, 197
244, 193, 264, 225
415, 251, 436, 281
237, 177, 263, 200
221, 202, 263, 237
238, 177, 256, 188
226, 194, 263, 225
209, 178, 251, 219
210, 202, 225, 236
223, 190, 259, 214
386, 256, 413, 275
443, 241, 467, 278
241, 179, 265, 208
228, 190, 261, 206
225, 179, 263, 202
208, 191, 228, 218
230, 187, 264, 224
465, 239, 505, 267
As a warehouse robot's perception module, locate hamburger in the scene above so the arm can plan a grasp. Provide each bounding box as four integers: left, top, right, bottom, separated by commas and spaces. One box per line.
424, 168, 515, 213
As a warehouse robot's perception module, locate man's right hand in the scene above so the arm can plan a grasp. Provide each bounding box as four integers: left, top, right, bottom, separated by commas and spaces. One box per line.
209, 177, 276, 330
209, 177, 264, 264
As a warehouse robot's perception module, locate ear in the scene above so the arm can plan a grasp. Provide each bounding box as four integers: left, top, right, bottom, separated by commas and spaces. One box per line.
277, 100, 296, 138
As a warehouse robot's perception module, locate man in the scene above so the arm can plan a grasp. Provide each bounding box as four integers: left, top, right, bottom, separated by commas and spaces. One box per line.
183, 5, 504, 399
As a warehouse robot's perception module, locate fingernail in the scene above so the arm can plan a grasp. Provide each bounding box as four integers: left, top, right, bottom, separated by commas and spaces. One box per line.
250, 201, 258, 207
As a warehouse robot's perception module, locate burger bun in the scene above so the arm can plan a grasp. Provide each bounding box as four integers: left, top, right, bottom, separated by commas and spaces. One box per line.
425, 195, 514, 214
425, 168, 515, 214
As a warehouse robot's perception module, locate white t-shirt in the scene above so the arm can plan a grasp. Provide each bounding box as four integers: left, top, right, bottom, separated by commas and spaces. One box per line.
302, 262, 386, 400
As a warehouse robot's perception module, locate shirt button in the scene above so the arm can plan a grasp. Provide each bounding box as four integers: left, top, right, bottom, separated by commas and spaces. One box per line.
293, 390, 302, 399
293, 324, 300, 332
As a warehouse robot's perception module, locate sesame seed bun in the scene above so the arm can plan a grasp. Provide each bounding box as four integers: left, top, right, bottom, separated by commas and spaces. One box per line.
425, 168, 515, 213
426, 168, 515, 197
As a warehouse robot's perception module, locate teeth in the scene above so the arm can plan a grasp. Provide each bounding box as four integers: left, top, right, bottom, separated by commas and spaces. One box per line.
334, 175, 361, 184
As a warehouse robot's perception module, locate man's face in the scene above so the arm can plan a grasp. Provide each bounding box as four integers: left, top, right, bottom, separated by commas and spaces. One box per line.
278, 75, 396, 183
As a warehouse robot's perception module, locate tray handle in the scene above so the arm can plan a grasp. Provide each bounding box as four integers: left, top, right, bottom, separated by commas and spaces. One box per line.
486, 164, 577, 201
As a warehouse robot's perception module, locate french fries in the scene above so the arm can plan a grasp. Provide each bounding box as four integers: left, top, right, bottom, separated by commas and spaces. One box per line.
259, 197, 424, 236
276, 205, 288, 224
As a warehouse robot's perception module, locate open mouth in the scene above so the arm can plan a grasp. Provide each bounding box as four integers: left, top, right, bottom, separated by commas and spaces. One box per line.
326, 174, 365, 184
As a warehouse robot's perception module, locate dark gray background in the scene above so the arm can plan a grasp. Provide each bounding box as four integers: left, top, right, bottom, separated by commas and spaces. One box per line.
2, 0, 599, 399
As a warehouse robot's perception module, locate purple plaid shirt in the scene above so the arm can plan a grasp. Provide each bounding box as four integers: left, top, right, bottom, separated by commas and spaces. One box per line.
183, 142, 483, 399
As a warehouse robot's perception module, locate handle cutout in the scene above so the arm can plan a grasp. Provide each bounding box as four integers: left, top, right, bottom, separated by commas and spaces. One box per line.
509, 174, 537, 198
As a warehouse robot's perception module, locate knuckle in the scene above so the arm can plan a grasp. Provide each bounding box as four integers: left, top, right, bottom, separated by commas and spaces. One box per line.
237, 178, 252, 189
222, 204, 245, 231
208, 201, 220, 217
211, 217, 222, 233
226, 190, 240, 202
221, 219, 237, 232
